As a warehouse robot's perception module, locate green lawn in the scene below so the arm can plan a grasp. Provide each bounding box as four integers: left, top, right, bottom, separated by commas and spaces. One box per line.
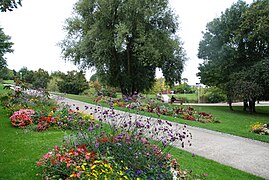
2, 80, 15, 84
171, 105, 269, 143
173, 93, 198, 102
60, 93, 269, 143
0, 107, 66, 179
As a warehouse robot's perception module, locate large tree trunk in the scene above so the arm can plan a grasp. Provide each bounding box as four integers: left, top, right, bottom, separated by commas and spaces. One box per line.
228, 99, 233, 111
249, 98, 256, 113
243, 99, 248, 112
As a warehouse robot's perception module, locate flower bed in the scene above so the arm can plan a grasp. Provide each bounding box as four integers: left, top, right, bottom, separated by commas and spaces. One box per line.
36, 105, 197, 179
1, 88, 205, 179
96, 95, 220, 123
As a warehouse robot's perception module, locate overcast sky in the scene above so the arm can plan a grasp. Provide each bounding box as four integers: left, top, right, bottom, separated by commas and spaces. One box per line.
0, 0, 253, 84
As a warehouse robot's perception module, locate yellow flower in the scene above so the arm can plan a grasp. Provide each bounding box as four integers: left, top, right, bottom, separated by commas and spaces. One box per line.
75, 166, 80, 171
81, 165, 86, 171
104, 163, 110, 168
91, 165, 96, 170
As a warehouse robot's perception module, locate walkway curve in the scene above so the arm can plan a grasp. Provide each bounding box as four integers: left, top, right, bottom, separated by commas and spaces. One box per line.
54, 96, 269, 179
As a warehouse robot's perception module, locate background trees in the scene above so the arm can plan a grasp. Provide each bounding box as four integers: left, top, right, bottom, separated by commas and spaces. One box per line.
57, 70, 88, 95
198, 0, 269, 113
60, 0, 186, 96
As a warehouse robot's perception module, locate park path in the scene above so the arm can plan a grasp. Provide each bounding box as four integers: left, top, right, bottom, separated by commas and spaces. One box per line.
54, 96, 269, 179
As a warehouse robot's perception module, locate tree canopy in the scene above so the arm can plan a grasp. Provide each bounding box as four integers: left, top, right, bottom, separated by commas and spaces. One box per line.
57, 70, 88, 95
0, 27, 13, 70
0, 0, 22, 12
60, 0, 186, 95
198, 0, 269, 112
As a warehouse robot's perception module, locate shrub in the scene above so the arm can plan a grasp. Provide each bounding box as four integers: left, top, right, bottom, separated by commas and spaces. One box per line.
201, 87, 226, 103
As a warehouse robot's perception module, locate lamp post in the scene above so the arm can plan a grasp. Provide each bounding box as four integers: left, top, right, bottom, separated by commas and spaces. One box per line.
196, 83, 201, 104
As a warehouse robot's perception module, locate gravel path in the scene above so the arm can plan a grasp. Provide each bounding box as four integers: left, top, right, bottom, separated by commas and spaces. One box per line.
55, 96, 269, 179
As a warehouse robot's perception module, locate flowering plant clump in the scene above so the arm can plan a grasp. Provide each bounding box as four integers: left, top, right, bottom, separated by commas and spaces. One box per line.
107, 95, 219, 123
37, 103, 202, 179
10, 109, 35, 128
37, 145, 127, 179
250, 122, 269, 135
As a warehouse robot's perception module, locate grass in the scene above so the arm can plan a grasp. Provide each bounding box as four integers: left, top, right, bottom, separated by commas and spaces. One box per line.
0, 106, 262, 180
0, 107, 67, 179
59, 93, 269, 143
2, 80, 15, 84
173, 93, 197, 102
170, 106, 269, 143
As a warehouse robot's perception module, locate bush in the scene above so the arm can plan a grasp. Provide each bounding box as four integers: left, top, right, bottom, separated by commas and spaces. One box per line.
201, 87, 226, 103
58, 71, 89, 95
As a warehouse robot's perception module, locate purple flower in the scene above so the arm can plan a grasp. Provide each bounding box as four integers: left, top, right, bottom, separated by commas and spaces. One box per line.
88, 126, 94, 131
95, 143, 99, 148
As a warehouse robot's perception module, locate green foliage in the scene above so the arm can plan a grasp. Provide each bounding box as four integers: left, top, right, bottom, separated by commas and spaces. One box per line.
18, 67, 34, 84
58, 70, 88, 95
174, 83, 194, 94
200, 87, 226, 103
101, 86, 117, 98
89, 73, 98, 82
60, 0, 186, 95
0, 27, 13, 70
0, 67, 14, 80
0, 0, 22, 12
32, 68, 50, 89
47, 76, 62, 92
198, 0, 269, 112
18, 67, 50, 89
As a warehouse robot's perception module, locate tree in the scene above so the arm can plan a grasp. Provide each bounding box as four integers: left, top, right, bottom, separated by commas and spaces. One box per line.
0, 27, 13, 70
0, 67, 14, 80
47, 71, 65, 92
18, 67, 34, 84
198, 0, 269, 112
58, 70, 88, 95
32, 68, 50, 89
0, 0, 22, 12
60, 0, 186, 96
89, 73, 98, 82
